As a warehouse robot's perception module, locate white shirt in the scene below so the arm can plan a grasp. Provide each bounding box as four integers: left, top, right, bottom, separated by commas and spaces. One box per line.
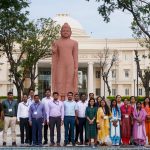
42, 96, 53, 108
77, 100, 88, 118
27, 97, 34, 106
17, 101, 30, 121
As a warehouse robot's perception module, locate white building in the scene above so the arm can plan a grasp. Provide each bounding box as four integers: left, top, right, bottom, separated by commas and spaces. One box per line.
0, 14, 148, 98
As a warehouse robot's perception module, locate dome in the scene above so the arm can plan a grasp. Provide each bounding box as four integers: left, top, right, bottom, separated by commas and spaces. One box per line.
53, 14, 89, 37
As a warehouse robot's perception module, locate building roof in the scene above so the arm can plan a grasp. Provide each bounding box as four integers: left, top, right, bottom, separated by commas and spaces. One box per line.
53, 13, 89, 38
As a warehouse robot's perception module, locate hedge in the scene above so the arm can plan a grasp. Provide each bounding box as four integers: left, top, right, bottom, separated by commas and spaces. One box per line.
107, 96, 145, 102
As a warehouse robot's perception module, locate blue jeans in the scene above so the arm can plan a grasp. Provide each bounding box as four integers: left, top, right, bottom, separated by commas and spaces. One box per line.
64, 116, 75, 144
32, 118, 43, 145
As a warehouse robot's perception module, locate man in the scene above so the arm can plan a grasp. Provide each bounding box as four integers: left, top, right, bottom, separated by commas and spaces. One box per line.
27, 89, 35, 145
17, 94, 30, 146
64, 92, 78, 146
46, 92, 64, 147
42, 88, 53, 145
2, 92, 18, 146
89, 93, 94, 100
77, 93, 88, 145
29, 95, 46, 146
74, 93, 80, 144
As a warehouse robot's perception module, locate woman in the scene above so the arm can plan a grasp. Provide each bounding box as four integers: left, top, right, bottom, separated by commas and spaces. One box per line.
130, 96, 137, 110
85, 98, 97, 147
143, 97, 150, 144
110, 99, 121, 145
97, 99, 111, 146
120, 98, 133, 145
133, 101, 146, 146
116, 95, 123, 108
96, 96, 102, 107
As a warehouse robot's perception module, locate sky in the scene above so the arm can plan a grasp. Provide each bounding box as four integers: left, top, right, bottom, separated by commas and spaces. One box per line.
28, 0, 133, 39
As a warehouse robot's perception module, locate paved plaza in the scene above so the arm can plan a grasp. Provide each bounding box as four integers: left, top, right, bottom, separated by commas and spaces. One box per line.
0, 125, 150, 149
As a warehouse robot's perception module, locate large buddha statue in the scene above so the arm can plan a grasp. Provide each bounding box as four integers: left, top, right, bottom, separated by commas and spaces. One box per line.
52, 23, 78, 100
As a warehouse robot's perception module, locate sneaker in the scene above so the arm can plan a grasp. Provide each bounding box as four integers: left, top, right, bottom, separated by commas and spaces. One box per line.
3, 142, 6, 146
12, 142, 17, 146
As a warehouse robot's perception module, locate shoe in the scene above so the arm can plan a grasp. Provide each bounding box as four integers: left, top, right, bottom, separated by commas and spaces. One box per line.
3, 142, 6, 146
78, 142, 83, 145
57, 143, 61, 147
75, 141, 80, 145
64, 142, 67, 146
12, 142, 17, 146
49, 143, 55, 146
72, 143, 75, 146
43, 141, 48, 145
20, 143, 24, 147
38, 144, 43, 147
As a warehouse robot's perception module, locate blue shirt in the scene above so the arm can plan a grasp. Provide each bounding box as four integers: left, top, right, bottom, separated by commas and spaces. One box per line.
64, 100, 78, 116
29, 101, 46, 122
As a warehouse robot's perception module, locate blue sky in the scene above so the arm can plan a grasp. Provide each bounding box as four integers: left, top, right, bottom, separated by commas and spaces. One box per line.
28, 0, 133, 38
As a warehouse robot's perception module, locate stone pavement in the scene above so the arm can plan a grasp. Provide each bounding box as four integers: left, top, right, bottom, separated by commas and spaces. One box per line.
0, 125, 150, 149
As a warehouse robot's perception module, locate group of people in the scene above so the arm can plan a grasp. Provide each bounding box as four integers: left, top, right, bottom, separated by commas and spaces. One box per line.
0, 89, 150, 148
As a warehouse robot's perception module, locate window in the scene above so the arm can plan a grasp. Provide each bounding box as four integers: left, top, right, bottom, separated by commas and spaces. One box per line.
139, 88, 142, 96
96, 71, 101, 78
125, 88, 129, 96
124, 69, 129, 78
112, 89, 116, 96
96, 88, 101, 96
112, 69, 116, 78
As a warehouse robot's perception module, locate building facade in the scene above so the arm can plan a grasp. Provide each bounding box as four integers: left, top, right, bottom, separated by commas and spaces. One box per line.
0, 14, 148, 98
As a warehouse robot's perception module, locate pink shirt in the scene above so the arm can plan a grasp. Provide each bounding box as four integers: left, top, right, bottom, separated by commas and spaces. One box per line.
46, 100, 64, 122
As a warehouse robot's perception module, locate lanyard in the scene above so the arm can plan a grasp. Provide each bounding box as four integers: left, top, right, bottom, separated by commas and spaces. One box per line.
7, 100, 13, 108
137, 110, 140, 117
125, 106, 128, 113
53, 100, 59, 105
34, 103, 39, 111
23, 102, 29, 107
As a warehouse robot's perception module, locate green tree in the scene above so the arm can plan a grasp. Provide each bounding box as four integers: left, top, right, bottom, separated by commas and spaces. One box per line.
0, 0, 29, 101
21, 18, 60, 92
87, 0, 150, 96
0, 0, 60, 101
86, 0, 150, 40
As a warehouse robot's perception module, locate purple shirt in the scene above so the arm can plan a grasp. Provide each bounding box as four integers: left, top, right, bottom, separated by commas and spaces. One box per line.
46, 100, 64, 122
29, 102, 46, 122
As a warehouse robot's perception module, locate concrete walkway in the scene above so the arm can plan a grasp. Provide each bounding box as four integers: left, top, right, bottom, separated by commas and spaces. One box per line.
0, 125, 149, 149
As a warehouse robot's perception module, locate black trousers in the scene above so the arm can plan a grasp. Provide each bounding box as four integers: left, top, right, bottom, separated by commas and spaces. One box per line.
49, 116, 61, 144
78, 117, 87, 143
19, 118, 29, 144
75, 120, 79, 142
44, 124, 48, 142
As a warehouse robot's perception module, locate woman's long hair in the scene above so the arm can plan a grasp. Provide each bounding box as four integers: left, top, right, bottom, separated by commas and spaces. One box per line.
88, 98, 96, 107
99, 99, 111, 115
110, 99, 118, 112
143, 97, 150, 107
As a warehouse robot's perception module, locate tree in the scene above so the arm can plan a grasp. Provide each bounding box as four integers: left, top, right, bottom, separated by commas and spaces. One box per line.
21, 18, 60, 91
0, 0, 60, 101
0, 0, 30, 101
98, 40, 118, 96
134, 50, 150, 97
86, 0, 150, 40
87, 0, 150, 96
